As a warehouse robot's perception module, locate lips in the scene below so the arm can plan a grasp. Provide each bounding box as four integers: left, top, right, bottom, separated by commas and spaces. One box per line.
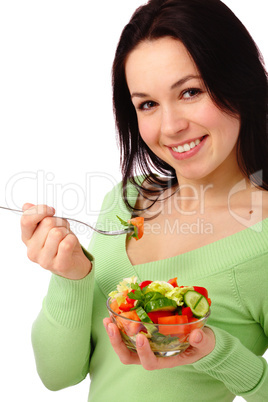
170, 136, 206, 154
168, 135, 207, 159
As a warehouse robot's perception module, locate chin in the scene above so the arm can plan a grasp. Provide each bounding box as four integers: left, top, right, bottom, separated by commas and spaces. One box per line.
176, 168, 212, 183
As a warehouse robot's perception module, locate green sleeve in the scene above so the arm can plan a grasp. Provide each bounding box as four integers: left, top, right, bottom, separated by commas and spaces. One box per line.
193, 254, 268, 400
31, 250, 95, 391
193, 325, 268, 400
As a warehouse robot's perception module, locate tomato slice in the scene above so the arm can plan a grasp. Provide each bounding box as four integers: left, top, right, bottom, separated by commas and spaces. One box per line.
147, 310, 174, 324
158, 315, 188, 335
174, 315, 189, 324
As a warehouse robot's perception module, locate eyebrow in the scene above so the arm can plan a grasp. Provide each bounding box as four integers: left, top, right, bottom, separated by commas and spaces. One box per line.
130, 74, 201, 99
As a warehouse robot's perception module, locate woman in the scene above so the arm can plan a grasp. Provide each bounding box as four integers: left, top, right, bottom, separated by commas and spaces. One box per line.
21, 0, 268, 400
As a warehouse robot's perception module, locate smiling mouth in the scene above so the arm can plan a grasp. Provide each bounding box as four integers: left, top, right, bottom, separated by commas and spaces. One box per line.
171, 136, 207, 153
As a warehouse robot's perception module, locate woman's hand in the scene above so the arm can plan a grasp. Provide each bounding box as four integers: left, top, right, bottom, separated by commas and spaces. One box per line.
21, 203, 91, 280
103, 317, 215, 369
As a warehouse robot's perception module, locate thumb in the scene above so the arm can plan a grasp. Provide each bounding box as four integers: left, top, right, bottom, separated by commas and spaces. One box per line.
189, 329, 204, 346
188, 327, 215, 358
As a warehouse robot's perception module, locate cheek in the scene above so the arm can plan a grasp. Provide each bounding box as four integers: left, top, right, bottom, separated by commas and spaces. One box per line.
198, 103, 240, 143
137, 118, 158, 146
193, 102, 221, 127
215, 113, 241, 147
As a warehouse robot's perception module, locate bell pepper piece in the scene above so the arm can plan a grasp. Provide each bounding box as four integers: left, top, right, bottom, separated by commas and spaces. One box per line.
193, 286, 208, 299
168, 277, 178, 287
181, 306, 193, 320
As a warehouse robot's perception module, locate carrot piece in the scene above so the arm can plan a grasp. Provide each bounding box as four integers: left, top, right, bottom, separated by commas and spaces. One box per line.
117, 310, 142, 336
128, 217, 144, 240
110, 299, 120, 314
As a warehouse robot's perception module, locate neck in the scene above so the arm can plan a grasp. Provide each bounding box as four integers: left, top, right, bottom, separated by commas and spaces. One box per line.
173, 166, 248, 214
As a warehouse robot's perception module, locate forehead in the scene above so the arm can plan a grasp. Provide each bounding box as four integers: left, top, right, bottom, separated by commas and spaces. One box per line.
125, 37, 199, 90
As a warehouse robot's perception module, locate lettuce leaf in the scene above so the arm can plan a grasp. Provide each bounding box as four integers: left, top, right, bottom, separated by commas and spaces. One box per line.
165, 286, 194, 306
145, 281, 174, 296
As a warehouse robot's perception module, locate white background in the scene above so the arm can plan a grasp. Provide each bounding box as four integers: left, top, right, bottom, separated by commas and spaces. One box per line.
0, 1, 267, 401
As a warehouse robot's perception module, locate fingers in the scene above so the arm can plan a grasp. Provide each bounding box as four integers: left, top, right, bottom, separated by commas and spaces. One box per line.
21, 203, 71, 268
188, 328, 203, 345
37, 226, 71, 268
103, 319, 169, 368
54, 233, 78, 271
22, 203, 35, 212
103, 322, 182, 369
21, 204, 56, 243
103, 321, 215, 370
135, 334, 160, 370
103, 319, 141, 365
21, 203, 92, 279
188, 327, 215, 356
135, 334, 188, 369
25, 217, 70, 261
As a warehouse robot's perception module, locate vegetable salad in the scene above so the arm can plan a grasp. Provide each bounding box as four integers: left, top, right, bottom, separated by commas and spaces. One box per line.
108, 276, 211, 354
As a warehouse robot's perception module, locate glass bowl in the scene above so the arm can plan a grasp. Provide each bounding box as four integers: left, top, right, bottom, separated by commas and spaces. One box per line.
107, 297, 211, 357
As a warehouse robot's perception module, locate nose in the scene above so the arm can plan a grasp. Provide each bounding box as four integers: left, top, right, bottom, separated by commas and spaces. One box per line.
160, 106, 189, 137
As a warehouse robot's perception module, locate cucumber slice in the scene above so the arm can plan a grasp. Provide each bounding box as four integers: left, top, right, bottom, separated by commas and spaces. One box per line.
144, 297, 177, 313
135, 307, 153, 323
135, 307, 158, 335
183, 290, 210, 318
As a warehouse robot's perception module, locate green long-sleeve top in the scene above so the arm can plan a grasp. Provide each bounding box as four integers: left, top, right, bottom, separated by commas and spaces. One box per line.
32, 181, 268, 401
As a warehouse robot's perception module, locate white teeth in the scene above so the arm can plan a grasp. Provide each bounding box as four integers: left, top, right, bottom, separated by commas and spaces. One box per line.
172, 138, 202, 153
183, 143, 191, 152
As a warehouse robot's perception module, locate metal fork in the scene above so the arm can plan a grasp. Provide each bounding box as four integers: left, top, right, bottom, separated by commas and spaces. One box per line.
0, 206, 133, 236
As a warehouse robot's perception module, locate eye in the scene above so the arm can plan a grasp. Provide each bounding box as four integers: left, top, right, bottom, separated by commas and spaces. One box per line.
182, 88, 202, 100
137, 100, 157, 111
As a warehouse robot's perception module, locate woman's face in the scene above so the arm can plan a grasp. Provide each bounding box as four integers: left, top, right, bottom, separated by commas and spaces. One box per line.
125, 37, 241, 183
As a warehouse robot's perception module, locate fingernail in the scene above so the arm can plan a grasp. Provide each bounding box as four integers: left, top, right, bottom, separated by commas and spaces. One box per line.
107, 324, 114, 337
136, 334, 144, 347
48, 206, 55, 215
195, 331, 203, 343
103, 319, 108, 330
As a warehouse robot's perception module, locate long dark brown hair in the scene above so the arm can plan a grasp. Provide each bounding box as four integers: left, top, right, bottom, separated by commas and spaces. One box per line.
112, 0, 268, 210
